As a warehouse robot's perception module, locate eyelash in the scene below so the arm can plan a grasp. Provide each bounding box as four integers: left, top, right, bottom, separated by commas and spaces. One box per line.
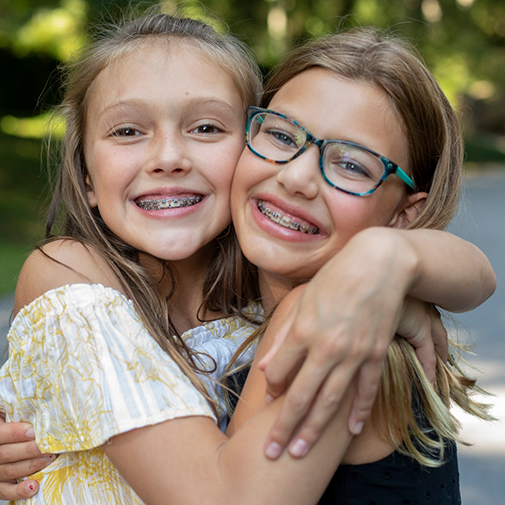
109, 122, 225, 138
111, 127, 142, 137
191, 124, 224, 134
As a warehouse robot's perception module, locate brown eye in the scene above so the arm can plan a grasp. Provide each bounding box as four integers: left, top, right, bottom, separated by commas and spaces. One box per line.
192, 124, 223, 134
112, 127, 142, 137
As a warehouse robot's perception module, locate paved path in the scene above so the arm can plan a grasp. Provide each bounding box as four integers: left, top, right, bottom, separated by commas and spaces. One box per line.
447, 169, 505, 502
0, 170, 504, 503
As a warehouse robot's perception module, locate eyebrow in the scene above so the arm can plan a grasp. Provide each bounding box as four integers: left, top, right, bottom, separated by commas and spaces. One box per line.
98, 97, 241, 119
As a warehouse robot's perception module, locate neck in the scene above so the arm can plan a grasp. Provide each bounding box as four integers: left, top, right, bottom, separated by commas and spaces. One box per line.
258, 269, 297, 314
140, 241, 224, 334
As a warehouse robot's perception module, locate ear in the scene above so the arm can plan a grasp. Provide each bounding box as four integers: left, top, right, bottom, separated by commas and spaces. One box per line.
85, 173, 98, 208
389, 192, 428, 229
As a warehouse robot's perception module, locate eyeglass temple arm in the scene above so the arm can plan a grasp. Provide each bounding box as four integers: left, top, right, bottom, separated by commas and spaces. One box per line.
395, 167, 417, 190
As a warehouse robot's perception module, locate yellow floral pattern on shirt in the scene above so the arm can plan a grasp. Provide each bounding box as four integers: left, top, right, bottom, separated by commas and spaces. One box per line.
0, 284, 261, 504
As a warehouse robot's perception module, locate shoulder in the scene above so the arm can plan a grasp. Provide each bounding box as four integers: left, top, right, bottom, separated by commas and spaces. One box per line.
14, 239, 123, 315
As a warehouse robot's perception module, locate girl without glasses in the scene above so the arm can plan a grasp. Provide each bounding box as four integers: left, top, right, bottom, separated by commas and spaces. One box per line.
0, 15, 495, 505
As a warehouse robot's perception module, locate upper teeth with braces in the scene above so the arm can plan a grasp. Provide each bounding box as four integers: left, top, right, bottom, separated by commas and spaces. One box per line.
137, 195, 202, 210
258, 200, 319, 234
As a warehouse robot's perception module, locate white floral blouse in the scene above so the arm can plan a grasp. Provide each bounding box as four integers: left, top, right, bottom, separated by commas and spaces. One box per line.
0, 284, 262, 504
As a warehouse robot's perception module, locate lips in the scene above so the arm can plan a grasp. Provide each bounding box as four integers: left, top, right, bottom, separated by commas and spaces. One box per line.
135, 194, 203, 210
257, 199, 319, 234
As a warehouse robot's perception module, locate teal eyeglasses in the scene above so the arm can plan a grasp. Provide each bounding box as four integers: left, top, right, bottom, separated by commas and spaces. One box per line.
246, 106, 416, 197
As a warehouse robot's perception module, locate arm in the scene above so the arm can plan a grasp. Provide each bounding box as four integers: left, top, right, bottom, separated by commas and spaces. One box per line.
1, 251, 354, 505
0, 239, 124, 500
0, 419, 47, 501
260, 226, 496, 457
104, 286, 356, 505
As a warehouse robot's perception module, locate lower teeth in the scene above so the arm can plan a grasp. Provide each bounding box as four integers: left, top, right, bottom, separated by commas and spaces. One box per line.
137, 195, 202, 210
258, 200, 318, 234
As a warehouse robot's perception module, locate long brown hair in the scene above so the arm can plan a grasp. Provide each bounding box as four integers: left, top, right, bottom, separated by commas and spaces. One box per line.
44, 12, 261, 407
231, 27, 491, 466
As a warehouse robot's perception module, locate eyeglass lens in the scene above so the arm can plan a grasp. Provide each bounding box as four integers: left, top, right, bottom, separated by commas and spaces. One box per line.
249, 111, 387, 193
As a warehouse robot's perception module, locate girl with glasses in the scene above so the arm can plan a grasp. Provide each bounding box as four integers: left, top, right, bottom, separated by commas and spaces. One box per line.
0, 17, 494, 505
227, 27, 494, 503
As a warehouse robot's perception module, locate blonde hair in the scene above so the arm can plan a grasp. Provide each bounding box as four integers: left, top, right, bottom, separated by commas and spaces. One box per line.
230, 27, 491, 466
44, 12, 262, 408
262, 27, 462, 231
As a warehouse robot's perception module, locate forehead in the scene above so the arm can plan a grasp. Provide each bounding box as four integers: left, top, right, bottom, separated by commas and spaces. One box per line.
86, 39, 243, 116
269, 68, 409, 169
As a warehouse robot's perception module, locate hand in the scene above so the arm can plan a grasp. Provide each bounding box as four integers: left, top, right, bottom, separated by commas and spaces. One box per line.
259, 229, 442, 459
0, 418, 52, 501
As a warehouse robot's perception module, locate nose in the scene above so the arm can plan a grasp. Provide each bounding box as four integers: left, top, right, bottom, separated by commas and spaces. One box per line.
276, 144, 320, 199
145, 128, 192, 176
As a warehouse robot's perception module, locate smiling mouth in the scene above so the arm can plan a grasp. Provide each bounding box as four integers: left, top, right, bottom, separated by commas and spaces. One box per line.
258, 200, 319, 234
136, 195, 203, 210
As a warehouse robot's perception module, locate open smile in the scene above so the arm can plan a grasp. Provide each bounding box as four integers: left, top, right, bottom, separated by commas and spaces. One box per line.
136, 195, 203, 211
257, 200, 319, 235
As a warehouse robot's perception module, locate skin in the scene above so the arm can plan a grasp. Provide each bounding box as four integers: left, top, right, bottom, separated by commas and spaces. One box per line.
0, 40, 496, 502
229, 68, 476, 465
81, 40, 246, 330
0, 44, 362, 505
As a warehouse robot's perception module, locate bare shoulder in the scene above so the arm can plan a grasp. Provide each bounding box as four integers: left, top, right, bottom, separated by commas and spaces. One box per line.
14, 239, 123, 315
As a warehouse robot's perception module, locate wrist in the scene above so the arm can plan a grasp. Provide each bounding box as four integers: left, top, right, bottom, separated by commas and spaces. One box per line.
351, 228, 420, 297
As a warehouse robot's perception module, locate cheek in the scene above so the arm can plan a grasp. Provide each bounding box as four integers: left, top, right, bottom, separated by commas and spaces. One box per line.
212, 141, 246, 191
326, 192, 399, 237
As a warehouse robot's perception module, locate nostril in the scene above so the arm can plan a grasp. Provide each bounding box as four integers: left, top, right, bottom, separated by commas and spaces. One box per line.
172, 168, 184, 173
153, 168, 163, 173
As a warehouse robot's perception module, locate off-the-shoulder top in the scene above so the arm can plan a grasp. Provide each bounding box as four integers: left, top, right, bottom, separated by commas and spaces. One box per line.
0, 284, 262, 504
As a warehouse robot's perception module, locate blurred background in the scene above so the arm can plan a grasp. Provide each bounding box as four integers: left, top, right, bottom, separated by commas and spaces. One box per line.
1, 0, 505, 295
0, 0, 504, 503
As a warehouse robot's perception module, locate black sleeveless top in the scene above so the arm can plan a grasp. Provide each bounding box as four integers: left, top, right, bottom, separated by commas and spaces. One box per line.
226, 368, 461, 505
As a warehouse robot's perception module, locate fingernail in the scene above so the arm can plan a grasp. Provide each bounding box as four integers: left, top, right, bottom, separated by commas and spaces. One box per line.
352, 422, 364, 435
27, 482, 36, 493
265, 442, 282, 459
289, 438, 308, 458
43, 454, 56, 462
265, 393, 274, 405
26, 427, 35, 439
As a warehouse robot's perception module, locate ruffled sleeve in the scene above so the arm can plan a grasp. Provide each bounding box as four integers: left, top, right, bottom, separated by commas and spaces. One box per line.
0, 284, 216, 454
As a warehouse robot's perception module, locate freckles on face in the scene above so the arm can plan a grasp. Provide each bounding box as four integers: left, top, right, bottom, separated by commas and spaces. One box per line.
231, 68, 411, 284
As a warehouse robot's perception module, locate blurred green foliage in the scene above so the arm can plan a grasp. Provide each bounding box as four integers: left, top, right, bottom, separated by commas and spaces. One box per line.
0, 0, 504, 293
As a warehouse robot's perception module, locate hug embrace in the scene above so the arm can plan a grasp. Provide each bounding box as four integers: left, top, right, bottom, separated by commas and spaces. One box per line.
0, 10, 496, 505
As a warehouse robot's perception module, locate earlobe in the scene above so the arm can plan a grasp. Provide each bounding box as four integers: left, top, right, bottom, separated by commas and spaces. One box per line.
85, 174, 98, 208
389, 192, 428, 229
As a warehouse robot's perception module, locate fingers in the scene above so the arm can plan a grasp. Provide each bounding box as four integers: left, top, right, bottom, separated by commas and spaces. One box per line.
412, 317, 437, 383
0, 438, 44, 466
346, 362, 382, 435
0, 421, 53, 486
263, 354, 334, 459
258, 306, 296, 374
0, 422, 35, 446
0, 479, 39, 501
285, 362, 361, 458
261, 311, 308, 404
429, 306, 448, 362
0, 455, 54, 482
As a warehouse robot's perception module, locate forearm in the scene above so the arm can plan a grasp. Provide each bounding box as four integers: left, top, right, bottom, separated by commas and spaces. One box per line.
106, 288, 355, 505
106, 379, 354, 505
332, 227, 496, 313
387, 228, 495, 311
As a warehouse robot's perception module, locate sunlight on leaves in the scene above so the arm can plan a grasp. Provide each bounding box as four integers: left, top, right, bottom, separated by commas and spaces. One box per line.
12, 0, 87, 61
1, 113, 65, 139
